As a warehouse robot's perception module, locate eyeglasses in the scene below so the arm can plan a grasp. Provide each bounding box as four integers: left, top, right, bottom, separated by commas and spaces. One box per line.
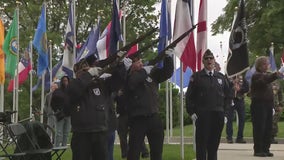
204, 57, 214, 60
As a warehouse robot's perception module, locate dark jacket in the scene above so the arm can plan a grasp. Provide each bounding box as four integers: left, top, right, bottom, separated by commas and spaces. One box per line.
65, 64, 126, 133
186, 69, 231, 115
250, 71, 278, 103
126, 56, 174, 117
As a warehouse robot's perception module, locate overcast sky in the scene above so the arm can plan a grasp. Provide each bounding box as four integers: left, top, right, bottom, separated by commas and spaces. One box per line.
163, 0, 231, 72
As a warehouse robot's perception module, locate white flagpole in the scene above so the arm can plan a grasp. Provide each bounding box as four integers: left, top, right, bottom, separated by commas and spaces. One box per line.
40, 3, 47, 123
14, 2, 21, 122
179, 62, 184, 160
29, 37, 33, 120
72, 0, 76, 78
49, 40, 52, 92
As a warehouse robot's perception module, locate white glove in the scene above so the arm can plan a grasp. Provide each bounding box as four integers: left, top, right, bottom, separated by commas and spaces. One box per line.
117, 51, 126, 57
88, 67, 102, 76
224, 116, 228, 124
191, 113, 198, 122
143, 65, 154, 74
165, 48, 175, 56
99, 73, 112, 79
122, 57, 132, 70
272, 108, 275, 116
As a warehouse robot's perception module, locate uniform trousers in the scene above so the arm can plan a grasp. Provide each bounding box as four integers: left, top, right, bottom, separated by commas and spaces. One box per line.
195, 111, 224, 160
127, 113, 164, 160
226, 99, 246, 140
71, 131, 108, 160
250, 101, 273, 153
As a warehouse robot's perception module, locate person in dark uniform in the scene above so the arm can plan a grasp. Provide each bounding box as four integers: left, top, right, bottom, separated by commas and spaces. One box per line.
226, 75, 249, 143
63, 57, 126, 160
186, 49, 231, 160
271, 80, 283, 144
126, 50, 174, 160
250, 56, 282, 157
115, 88, 149, 159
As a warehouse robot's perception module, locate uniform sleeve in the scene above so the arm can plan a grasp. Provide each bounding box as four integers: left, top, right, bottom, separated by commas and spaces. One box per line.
150, 56, 174, 83
224, 76, 233, 115
185, 73, 197, 115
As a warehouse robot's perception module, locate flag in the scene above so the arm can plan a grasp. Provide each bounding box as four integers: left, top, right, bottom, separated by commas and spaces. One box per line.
170, 67, 192, 88
108, 0, 123, 55
7, 50, 31, 92
32, 60, 63, 91
127, 44, 138, 57
196, 0, 207, 71
62, 1, 76, 77
0, 18, 5, 84
281, 49, 284, 64
269, 46, 277, 71
226, 0, 249, 78
33, 4, 48, 77
173, 0, 196, 71
76, 19, 100, 62
3, 10, 18, 78
157, 0, 171, 68
245, 65, 255, 85
97, 22, 111, 60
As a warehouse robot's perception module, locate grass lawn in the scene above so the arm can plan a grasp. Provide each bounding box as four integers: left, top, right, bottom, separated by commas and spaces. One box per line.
56, 121, 284, 159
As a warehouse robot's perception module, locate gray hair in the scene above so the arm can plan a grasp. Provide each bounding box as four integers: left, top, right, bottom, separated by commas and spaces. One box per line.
255, 56, 269, 72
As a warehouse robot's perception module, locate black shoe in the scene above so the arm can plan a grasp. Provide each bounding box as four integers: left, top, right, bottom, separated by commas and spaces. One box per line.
235, 138, 246, 143
141, 152, 149, 158
254, 152, 266, 157
271, 138, 278, 144
265, 152, 274, 157
227, 139, 233, 144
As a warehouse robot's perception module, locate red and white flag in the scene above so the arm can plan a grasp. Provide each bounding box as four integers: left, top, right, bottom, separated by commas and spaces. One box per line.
196, 0, 207, 71
173, 0, 196, 72
7, 53, 31, 92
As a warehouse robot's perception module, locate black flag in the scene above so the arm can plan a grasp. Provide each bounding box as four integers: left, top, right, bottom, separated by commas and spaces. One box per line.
226, 0, 249, 78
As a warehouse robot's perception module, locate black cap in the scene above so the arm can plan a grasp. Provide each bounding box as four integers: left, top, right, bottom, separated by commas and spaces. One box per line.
128, 53, 141, 63
203, 49, 214, 59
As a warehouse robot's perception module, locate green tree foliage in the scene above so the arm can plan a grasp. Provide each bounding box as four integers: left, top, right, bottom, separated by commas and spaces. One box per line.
1, 0, 160, 120
211, 0, 284, 65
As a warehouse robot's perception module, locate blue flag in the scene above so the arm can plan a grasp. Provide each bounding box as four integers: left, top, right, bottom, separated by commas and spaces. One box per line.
33, 4, 48, 76
109, 0, 122, 55
32, 60, 63, 91
76, 19, 101, 62
170, 67, 192, 88
62, 1, 76, 77
157, 0, 171, 67
269, 47, 277, 71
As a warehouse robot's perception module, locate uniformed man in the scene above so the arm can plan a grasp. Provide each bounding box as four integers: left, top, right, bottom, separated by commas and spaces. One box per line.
186, 49, 231, 160
126, 50, 174, 160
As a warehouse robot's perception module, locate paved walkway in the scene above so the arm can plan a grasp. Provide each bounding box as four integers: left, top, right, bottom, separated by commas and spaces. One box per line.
218, 143, 284, 160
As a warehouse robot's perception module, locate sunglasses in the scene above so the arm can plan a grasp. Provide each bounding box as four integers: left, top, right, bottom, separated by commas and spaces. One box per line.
204, 57, 214, 60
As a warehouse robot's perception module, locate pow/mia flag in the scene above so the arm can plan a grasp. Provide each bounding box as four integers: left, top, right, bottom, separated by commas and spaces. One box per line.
226, 0, 249, 78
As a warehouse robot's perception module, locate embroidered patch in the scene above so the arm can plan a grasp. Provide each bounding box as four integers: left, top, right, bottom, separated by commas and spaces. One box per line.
218, 79, 223, 85
146, 77, 152, 82
93, 88, 101, 95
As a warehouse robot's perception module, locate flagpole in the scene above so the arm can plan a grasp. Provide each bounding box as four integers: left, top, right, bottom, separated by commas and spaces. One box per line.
40, 3, 47, 123
0, 8, 4, 114
14, 1, 21, 123
72, 0, 76, 78
49, 40, 52, 92
29, 37, 33, 120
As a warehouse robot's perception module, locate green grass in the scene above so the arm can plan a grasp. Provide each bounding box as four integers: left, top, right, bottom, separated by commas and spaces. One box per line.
56, 121, 284, 159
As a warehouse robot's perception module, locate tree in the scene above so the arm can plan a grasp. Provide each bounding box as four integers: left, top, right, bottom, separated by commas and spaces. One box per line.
211, 0, 284, 65
1, 0, 160, 120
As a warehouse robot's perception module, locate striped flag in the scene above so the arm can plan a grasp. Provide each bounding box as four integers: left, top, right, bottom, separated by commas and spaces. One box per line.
196, 0, 207, 71
173, 0, 196, 71
62, 0, 76, 77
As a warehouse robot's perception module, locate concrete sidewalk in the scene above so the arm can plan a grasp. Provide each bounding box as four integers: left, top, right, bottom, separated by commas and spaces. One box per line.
218, 143, 284, 160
